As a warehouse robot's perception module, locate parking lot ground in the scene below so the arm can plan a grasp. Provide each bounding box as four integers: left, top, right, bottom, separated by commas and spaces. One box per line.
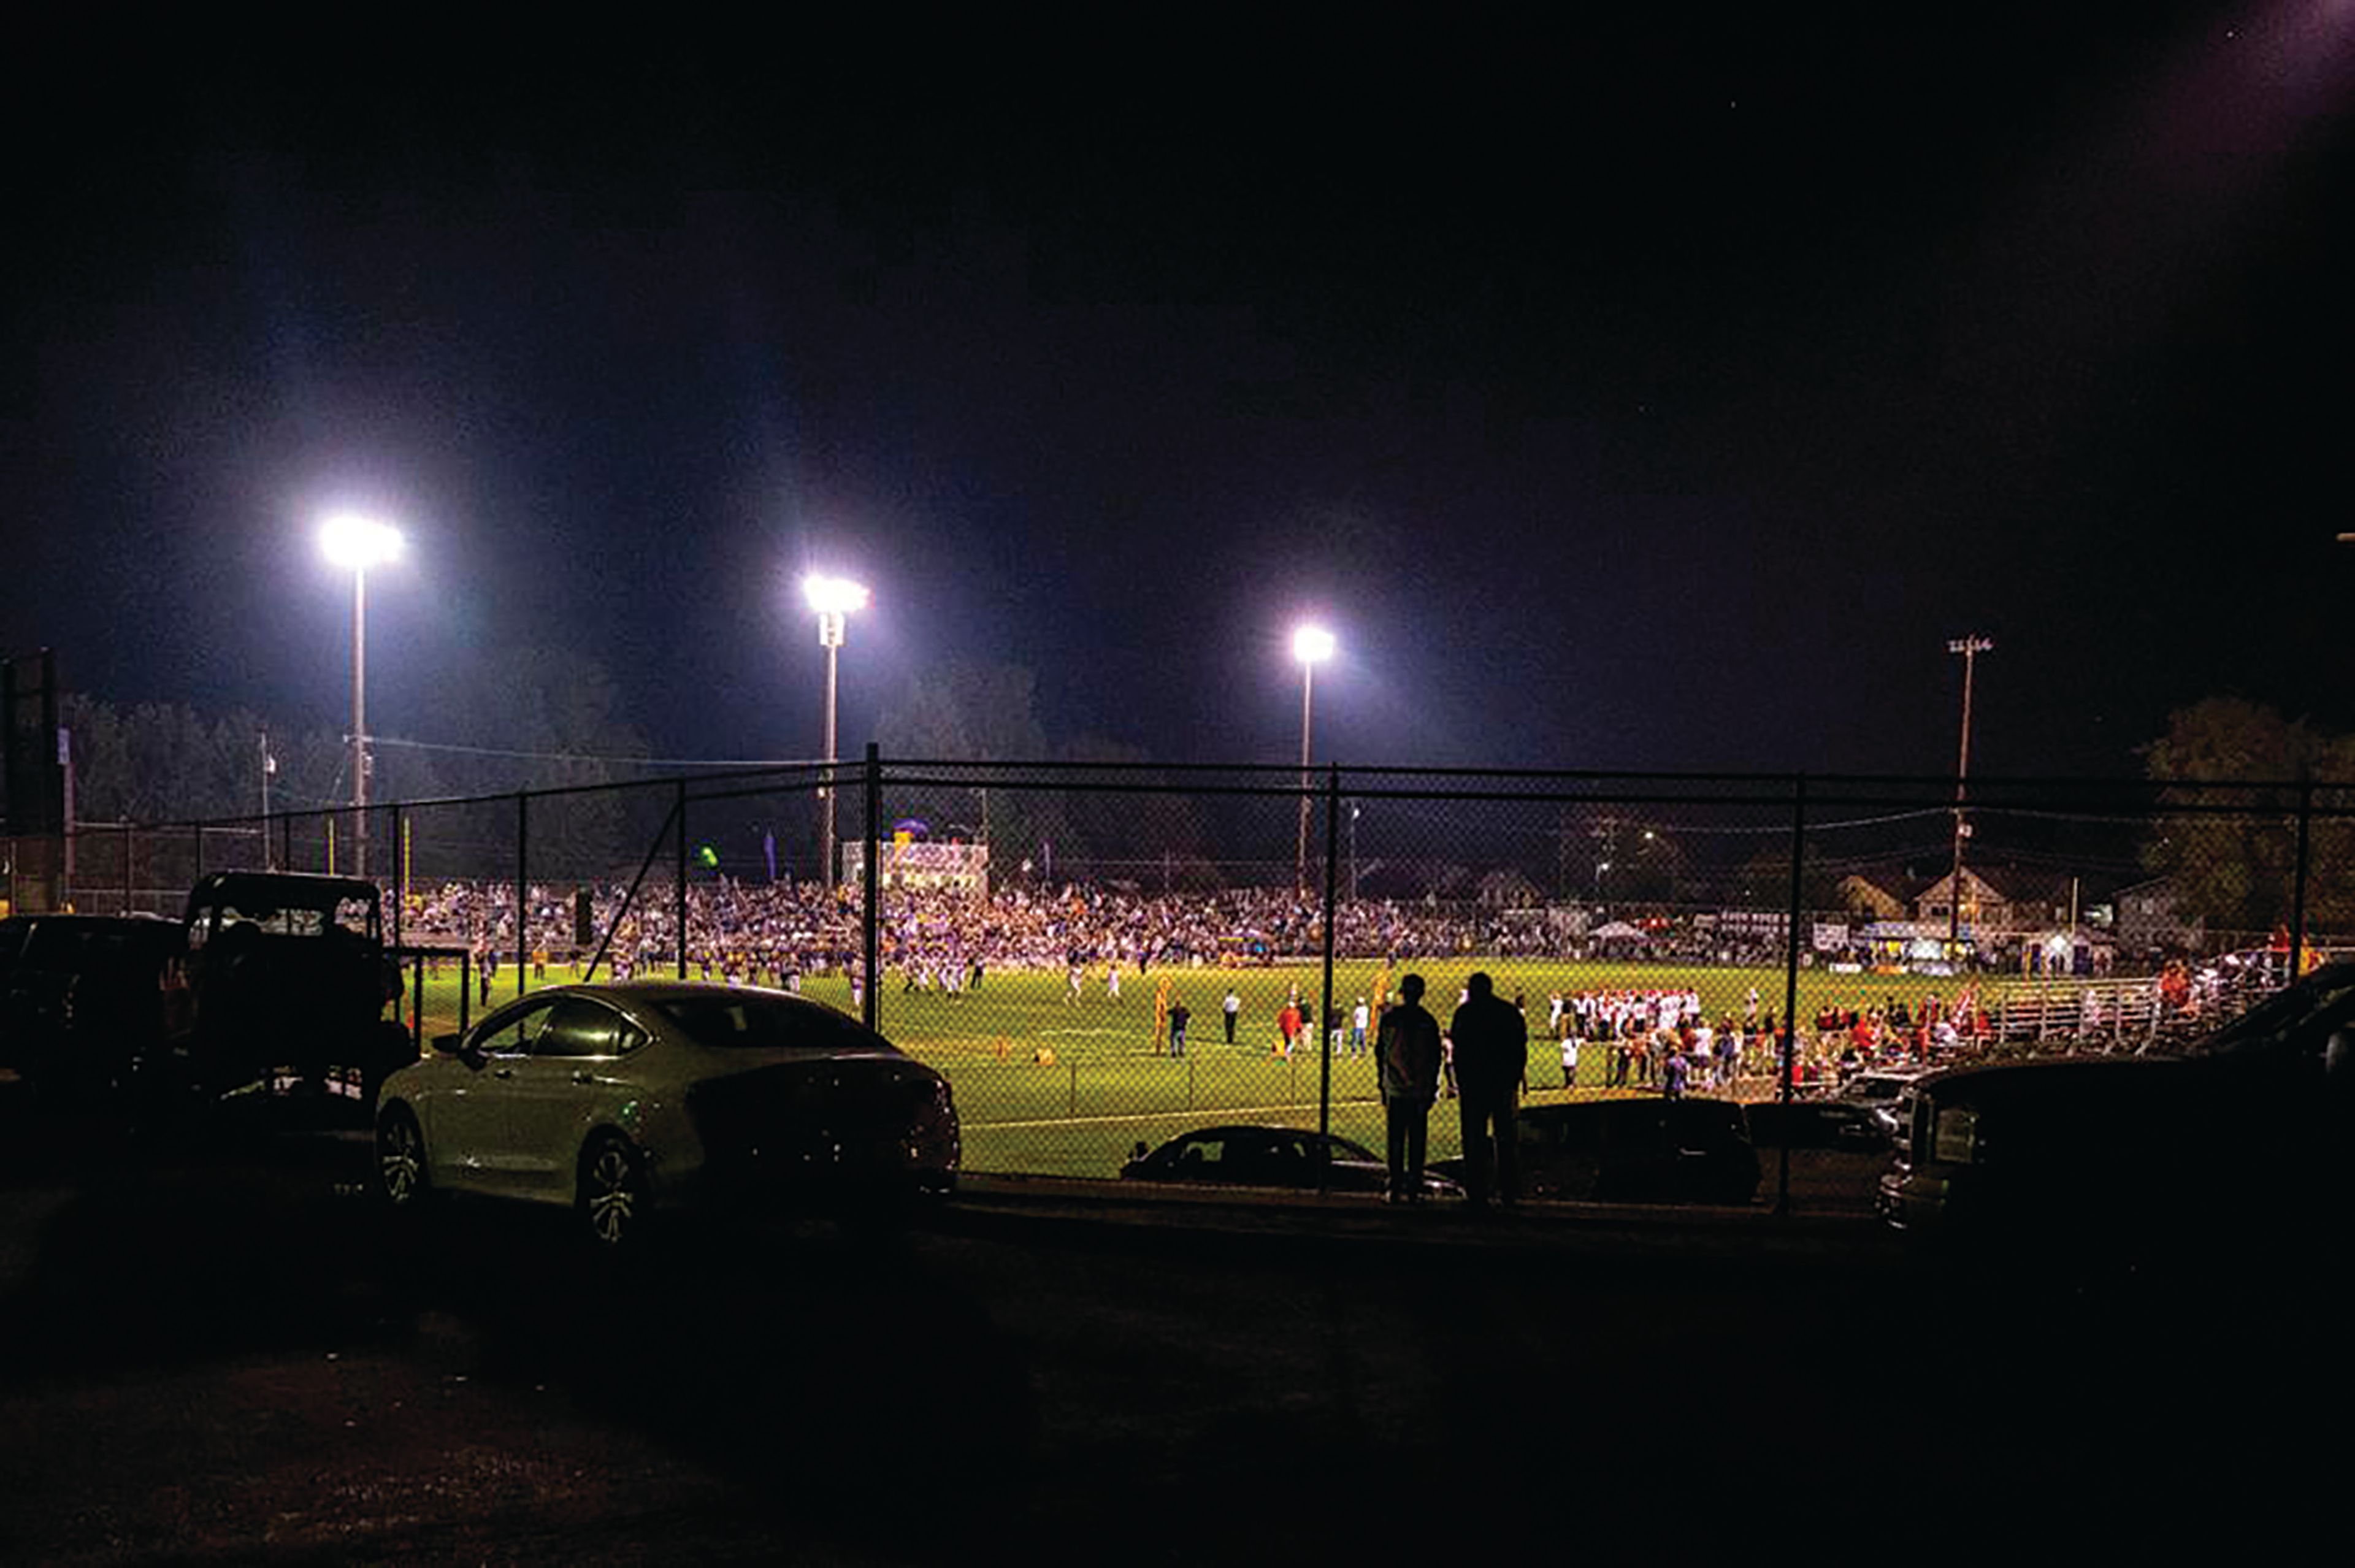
0, 1108, 2341, 1563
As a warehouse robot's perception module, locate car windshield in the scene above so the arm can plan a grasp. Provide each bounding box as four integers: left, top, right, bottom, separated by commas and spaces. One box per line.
201, 895, 373, 940
650, 994, 897, 1053
2189, 968, 2355, 1058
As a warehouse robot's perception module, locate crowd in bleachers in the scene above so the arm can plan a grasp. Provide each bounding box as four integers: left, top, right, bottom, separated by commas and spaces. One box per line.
402, 877, 1587, 982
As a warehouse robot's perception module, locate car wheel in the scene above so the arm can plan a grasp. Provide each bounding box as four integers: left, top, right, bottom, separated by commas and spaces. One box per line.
377, 1105, 430, 1209
578, 1133, 648, 1248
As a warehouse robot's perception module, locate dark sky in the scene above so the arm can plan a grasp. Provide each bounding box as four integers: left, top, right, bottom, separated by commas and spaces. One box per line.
4, 4, 2351, 780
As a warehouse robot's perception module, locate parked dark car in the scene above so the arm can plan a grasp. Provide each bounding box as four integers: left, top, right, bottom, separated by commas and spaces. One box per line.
1816, 1069, 1925, 1147
1433, 1098, 1760, 1204
1880, 961, 2355, 1272
0, 913, 186, 1104
1122, 1125, 1461, 1197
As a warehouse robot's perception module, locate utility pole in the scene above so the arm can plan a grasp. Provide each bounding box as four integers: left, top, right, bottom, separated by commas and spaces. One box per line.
1946, 637, 1993, 954
259, 730, 277, 868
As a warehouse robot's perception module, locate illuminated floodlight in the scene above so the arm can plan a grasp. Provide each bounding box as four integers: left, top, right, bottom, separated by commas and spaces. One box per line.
318, 513, 404, 571
1292, 624, 1336, 664
803, 574, 870, 617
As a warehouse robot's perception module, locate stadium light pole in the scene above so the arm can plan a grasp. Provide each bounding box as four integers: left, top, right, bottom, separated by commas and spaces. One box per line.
1292, 625, 1335, 892
318, 513, 404, 879
1945, 635, 1994, 955
805, 574, 869, 887
1348, 800, 1361, 904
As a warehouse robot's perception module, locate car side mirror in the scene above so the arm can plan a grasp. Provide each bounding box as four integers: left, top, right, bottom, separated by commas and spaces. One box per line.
433, 1033, 483, 1069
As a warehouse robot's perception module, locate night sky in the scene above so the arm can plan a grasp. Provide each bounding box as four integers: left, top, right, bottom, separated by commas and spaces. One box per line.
4, 4, 2350, 781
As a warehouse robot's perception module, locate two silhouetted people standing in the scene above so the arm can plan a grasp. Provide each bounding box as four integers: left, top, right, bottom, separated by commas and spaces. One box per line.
1376, 973, 1443, 1202
1451, 971, 1528, 1207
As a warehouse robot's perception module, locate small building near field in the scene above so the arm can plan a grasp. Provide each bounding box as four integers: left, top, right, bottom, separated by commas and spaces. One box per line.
1836, 873, 1915, 922
2111, 876, 2205, 955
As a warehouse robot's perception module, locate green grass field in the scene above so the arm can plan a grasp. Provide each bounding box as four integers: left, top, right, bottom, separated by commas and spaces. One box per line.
396, 954, 2026, 1179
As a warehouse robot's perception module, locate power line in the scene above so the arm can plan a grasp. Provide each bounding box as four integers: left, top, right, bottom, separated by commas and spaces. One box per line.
369, 735, 825, 770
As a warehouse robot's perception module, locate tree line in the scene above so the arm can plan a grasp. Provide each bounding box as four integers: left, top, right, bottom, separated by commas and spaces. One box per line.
30, 664, 2353, 932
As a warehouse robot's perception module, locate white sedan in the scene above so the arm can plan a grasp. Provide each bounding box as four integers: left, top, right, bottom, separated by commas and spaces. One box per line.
375, 982, 959, 1245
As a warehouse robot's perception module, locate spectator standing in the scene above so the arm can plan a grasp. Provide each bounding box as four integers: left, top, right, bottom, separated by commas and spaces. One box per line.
1375, 973, 1444, 1203
1351, 996, 1371, 1057
1223, 987, 1241, 1044
1168, 998, 1190, 1058
1560, 1031, 1579, 1089
1277, 1000, 1303, 1057
1450, 972, 1528, 1209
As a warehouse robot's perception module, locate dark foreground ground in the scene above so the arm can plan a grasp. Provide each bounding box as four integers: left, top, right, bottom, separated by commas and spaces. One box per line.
0, 1106, 2340, 1564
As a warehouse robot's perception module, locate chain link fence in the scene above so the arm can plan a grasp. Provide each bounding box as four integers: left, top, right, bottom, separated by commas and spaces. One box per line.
13, 758, 2348, 1206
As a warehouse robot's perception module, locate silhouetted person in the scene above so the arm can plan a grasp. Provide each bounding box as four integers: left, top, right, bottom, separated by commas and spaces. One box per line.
1376, 972, 1443, 1203
1450, 971, 1528, 1208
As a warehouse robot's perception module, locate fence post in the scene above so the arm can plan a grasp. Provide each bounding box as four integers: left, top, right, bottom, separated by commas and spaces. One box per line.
2290, 778, 2313, 979
675, 779, 689, 980
862, 742, 881, 1033
1777, 773, 1805, 1218
1069, 1060, 1078, 1116
1317, 765, 1340, 1191
390, 805, 405, 952
514, 793, 529, 998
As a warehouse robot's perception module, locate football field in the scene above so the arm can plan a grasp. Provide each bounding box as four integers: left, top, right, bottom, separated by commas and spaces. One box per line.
399, 955, 1994, 1180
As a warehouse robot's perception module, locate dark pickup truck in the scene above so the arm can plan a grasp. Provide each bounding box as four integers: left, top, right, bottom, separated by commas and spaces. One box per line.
135, 872, 416, 1123
1880, 961, 2355, 1274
